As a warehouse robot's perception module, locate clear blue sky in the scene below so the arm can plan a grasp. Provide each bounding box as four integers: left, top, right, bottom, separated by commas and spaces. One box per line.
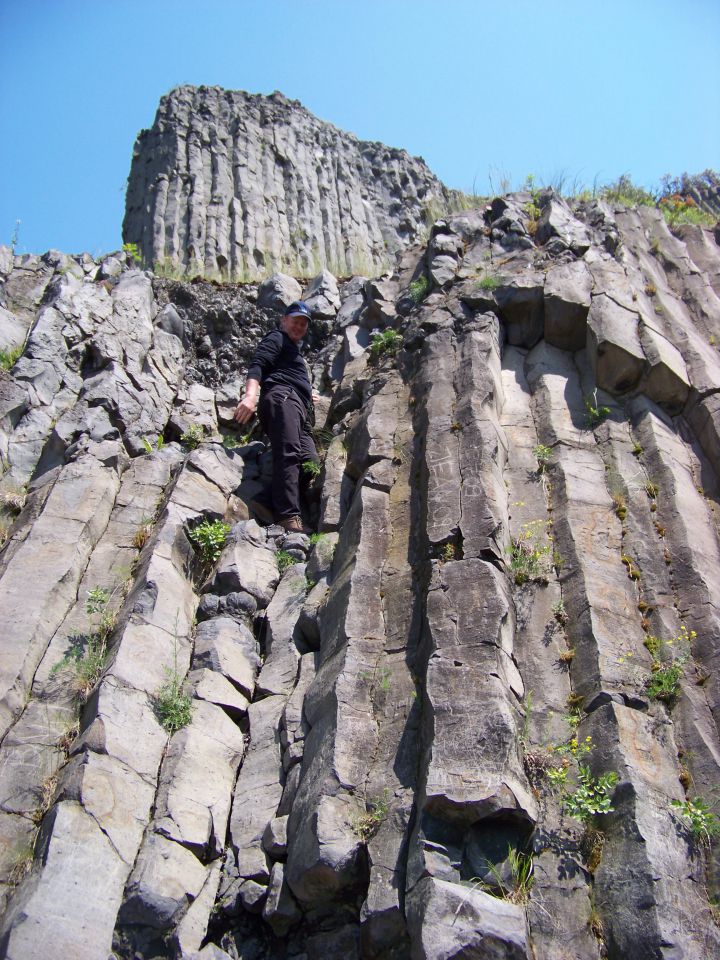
1, 0, 718, 257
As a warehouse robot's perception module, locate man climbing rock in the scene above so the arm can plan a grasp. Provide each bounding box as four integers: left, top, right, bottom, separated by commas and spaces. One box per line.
234, 300, 318, 533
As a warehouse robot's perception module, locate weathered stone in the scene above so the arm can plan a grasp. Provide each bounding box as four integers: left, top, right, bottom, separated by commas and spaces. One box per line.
263, 862, 301, 936
256, 564, 307, 697
119, 832, 208, 930
406, 876, 528, 960
543, 260, 592, 351
536, 195, 591, 254
302, 270, 341, 319
188, 668, 250, 717
192, 617, 260, 700
229, 694, 286, 882
154, 700, 246, 857
495, 272, 545, 347
0, 801, 129, 960
125, 87, 451, 279
587, 293, 645, 393
212, 520, 279, 606
262, 816, 289, 860
257, 273, 302, 312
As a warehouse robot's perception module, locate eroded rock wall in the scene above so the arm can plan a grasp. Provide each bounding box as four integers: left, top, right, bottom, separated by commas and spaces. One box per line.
123, 86, 453, 281
0, 187, 719, 960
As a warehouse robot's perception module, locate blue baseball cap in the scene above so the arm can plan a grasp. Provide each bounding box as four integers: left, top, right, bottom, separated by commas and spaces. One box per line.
284, 301, 312, 321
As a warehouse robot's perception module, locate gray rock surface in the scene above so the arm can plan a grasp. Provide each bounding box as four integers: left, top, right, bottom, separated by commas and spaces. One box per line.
123, 86, 452, 280
2, 124, 720, 960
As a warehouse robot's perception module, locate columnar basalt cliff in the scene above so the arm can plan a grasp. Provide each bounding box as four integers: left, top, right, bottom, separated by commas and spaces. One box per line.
123, 86, 453, 280
1, 95, 720, 960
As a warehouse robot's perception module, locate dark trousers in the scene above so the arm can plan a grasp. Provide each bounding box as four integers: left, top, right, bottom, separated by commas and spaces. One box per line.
258, 385, 317, 521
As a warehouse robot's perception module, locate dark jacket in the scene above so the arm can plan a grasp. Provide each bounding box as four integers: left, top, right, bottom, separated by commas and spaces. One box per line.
247, 329, 312, 408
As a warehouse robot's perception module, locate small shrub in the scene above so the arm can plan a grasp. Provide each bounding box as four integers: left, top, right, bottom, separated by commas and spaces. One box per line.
643, 624, 694, 706
533, 444, 552, 473
122, 242, 142, 265
409, 275, 430, 303
181, 423, 205, 450
645, 480, 659, 499
659, 194, 715, 229
670, 797, 720, 844
0, 344, 22, 370
369, 329, 402, 362
602, 175, 656, 208
632, 443, 643, 456
552, 599, 568, 624
646, 664, 683, 703
301, 459, 321, 478
156, 671, 192, 733
584, 393, 611, 428
559, 648, 576, 664
644, 282, 657, 297
188, 519, 231, 565
509, 520, 552, 585
222, 434, 239, 449
354, 789, 390, 842
564, 767, 619, 822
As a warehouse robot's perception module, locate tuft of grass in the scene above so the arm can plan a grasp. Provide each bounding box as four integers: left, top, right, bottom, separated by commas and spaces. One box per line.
156, 670, 192, 734
132, 518, 154, 550
533, 444, 552, 474
354, 789, 390, 843
0, 344, 23, 370
475, 274, 502, 291
276, 549, 296, 575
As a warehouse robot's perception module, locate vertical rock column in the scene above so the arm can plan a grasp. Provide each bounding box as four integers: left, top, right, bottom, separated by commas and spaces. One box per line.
406, 315, 534, 959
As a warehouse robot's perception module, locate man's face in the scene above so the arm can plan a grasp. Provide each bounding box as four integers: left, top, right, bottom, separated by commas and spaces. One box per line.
281, 313, 309, 343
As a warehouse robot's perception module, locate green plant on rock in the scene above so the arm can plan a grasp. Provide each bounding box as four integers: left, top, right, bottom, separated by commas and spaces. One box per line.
276, 550, 295, 575
462, 847, 534, 906
369, 329, 402, 362
475, 273, 502, 291
670, 797, 720, 844
354, 789, 390, 842
509, 520, 553, 585
155, 632, 192, 734
52, 584, 122, 699
122, 242, 142, 265
584, 393, 611, 428
409, 275, 430, 303
0, 344, 22, 370
644, 624, 694, 706
181, 423, 205, 450
301, 459, 321, 478
141, 435, 166, 454
533, 444, 552, 474
563, 767, 619, 823
601, 174, 656, 209
188, 519, 231, 565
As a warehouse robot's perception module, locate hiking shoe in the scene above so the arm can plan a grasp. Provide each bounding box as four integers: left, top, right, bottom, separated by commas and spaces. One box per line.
279, 515, 312, 535
249, 498, 274, 525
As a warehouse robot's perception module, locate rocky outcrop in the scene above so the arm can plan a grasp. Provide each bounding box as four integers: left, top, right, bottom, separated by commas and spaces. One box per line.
0, 181, 719, 960
123, 86, 453, 281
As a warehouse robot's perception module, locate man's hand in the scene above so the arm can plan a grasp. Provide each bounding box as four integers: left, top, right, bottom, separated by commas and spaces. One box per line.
312, 391, 320, 404
233, 396, 256, 425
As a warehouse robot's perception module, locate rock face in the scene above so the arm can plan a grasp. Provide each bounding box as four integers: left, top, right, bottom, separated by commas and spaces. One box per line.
123, 86, 453, 280
2, 163, 720, 959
